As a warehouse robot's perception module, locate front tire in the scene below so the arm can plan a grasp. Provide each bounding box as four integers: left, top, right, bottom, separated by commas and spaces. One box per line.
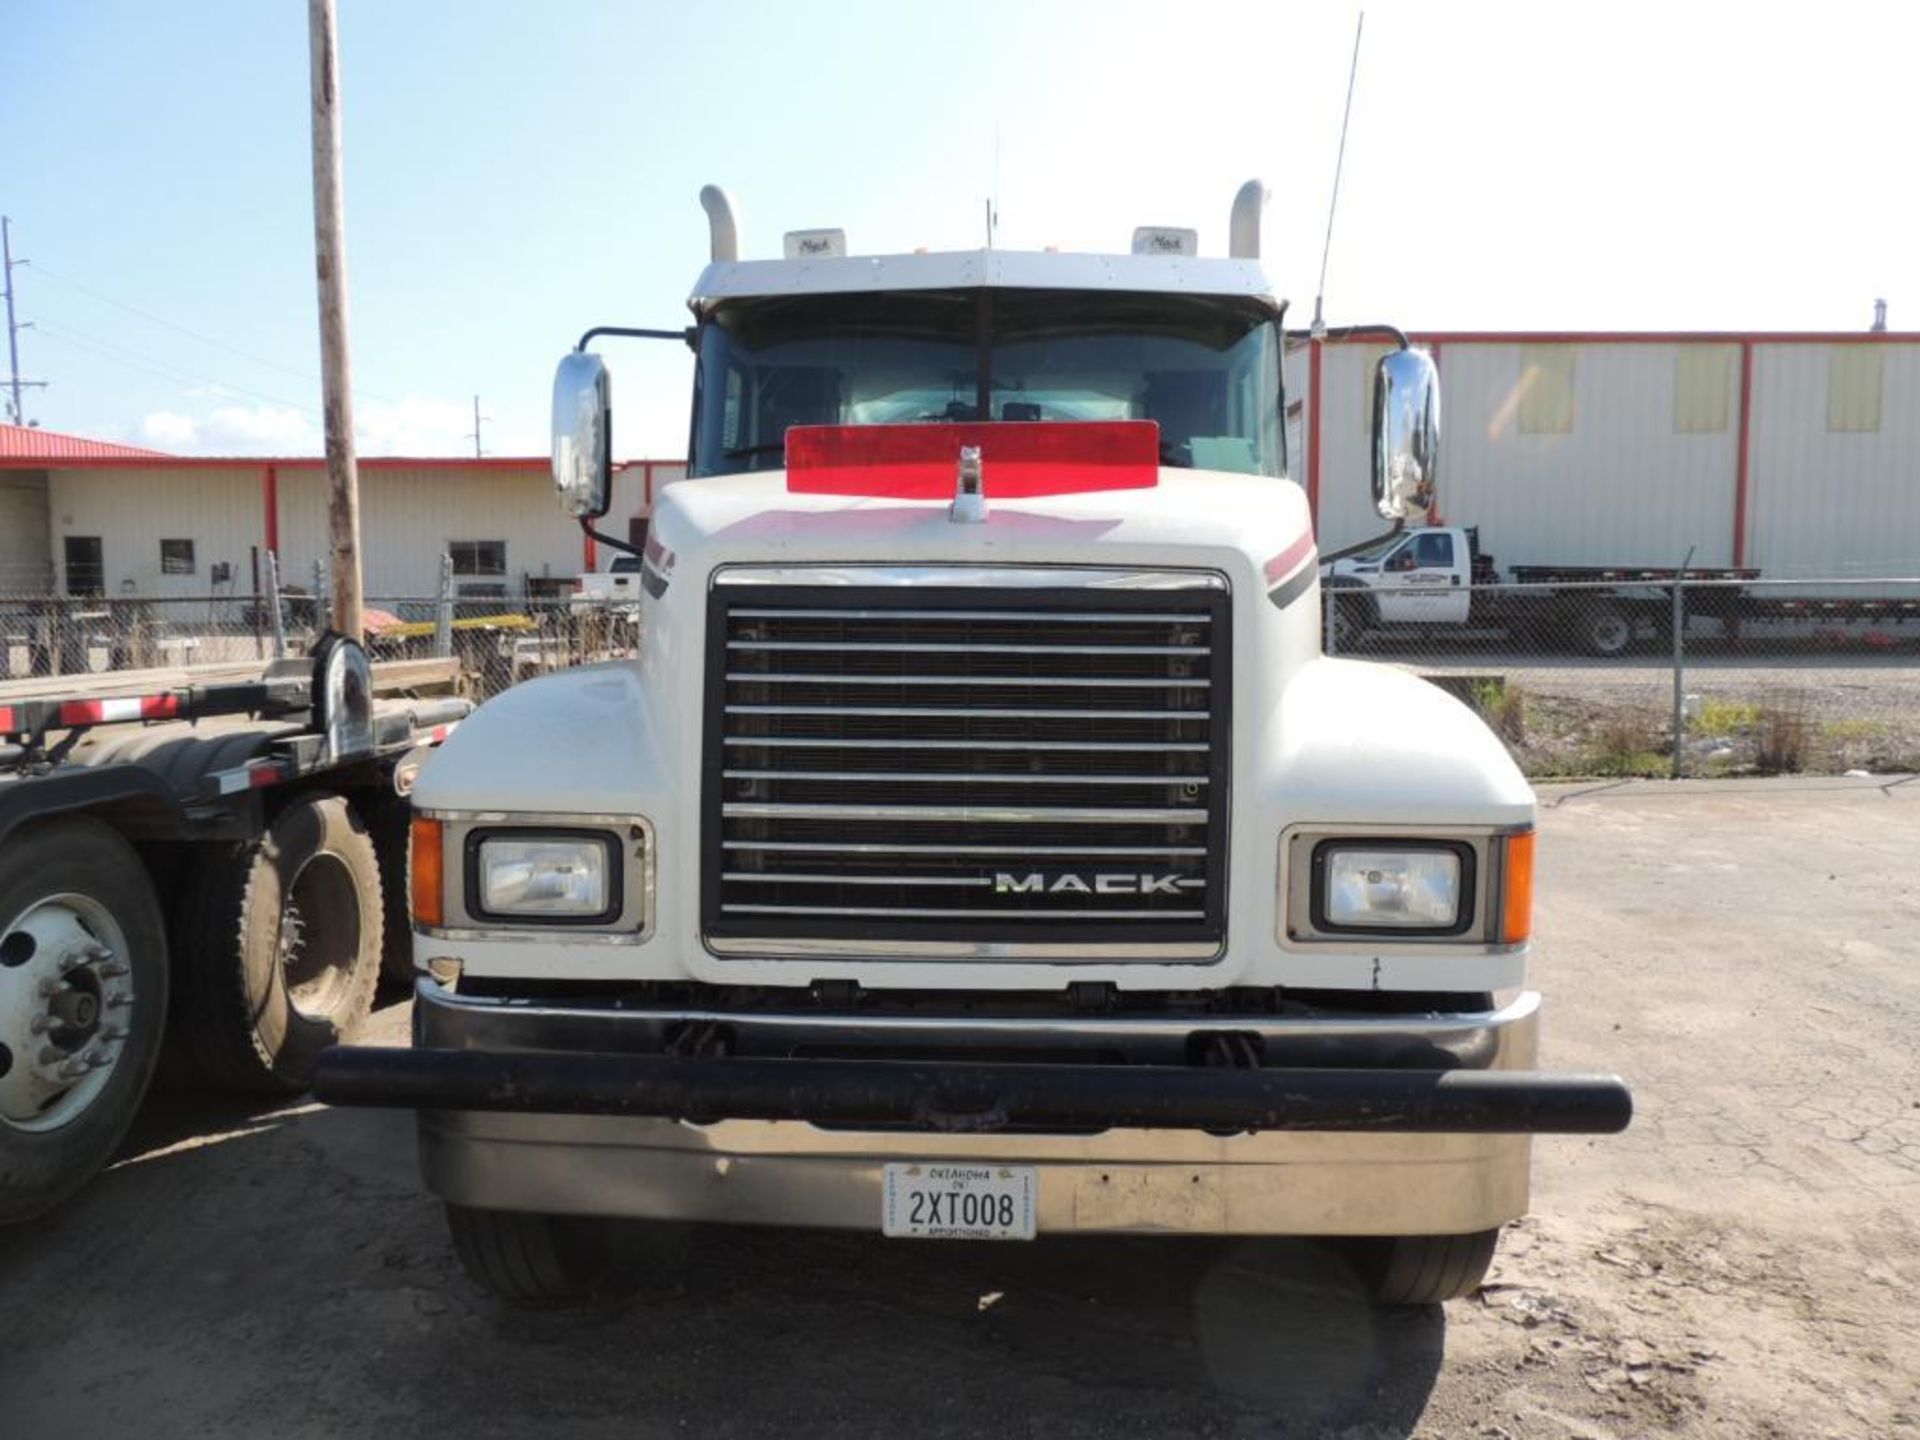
1356, 1228, 1501, 1305
0, 818, 169, 1224
170, 791, 382, 1094
446, 1204, 630, 1305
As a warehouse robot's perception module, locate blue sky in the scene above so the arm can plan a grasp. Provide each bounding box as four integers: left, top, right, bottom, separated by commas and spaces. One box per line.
4, 1, 1916, 458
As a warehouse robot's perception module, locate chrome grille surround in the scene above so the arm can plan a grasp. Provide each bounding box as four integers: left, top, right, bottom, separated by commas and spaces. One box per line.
703, 566, 1231, 961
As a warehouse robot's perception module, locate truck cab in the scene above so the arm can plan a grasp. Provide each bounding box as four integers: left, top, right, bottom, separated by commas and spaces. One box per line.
318, 182, 1629, 1307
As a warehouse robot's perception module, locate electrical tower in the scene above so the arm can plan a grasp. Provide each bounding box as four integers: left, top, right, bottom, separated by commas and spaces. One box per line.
2, 217, 49, 426
466, 393, 490, 457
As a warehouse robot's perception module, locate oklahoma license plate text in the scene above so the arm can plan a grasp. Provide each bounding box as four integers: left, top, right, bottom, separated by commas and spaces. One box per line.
881, 1163, 1036, 1240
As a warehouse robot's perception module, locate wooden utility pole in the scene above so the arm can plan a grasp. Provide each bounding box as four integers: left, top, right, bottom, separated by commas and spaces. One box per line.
307, 0, 363, 641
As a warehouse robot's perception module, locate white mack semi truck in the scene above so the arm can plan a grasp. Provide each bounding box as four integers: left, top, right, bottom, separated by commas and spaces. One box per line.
317, 182, 1632, 1306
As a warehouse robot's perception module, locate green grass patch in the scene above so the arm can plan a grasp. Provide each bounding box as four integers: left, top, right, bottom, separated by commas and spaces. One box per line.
1692, 698, 1761, 738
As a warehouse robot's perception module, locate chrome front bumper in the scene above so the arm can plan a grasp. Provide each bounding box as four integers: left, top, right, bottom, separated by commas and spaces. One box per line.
328, 981, 1626, 1237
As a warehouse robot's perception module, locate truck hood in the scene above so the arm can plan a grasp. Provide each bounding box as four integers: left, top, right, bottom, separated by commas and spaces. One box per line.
645, 468, 1316, 597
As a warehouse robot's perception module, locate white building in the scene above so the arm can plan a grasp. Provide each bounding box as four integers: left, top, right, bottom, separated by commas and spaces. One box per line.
8, 329, 1917, 602
0, 426, 684, 601
1290, 331, 1920, 579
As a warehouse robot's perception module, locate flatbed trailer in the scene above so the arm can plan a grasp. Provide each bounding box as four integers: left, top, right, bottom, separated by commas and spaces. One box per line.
0, 637, 469, 1223
1325, 526, 1920, 655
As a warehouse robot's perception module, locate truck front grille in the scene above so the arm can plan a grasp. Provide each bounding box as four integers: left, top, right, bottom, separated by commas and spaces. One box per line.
702, 572, 1231, 959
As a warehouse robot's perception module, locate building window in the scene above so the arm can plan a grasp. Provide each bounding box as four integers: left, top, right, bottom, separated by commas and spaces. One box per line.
1673, 345, 1734, 433
449, 540, 507, 577
1827, 346, 1883, 432
160, 538, 196, 575
1518, 345, 1576, 434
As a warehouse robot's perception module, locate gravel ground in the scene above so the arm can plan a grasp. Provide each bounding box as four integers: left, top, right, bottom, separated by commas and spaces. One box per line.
1, 776, 1916, 1438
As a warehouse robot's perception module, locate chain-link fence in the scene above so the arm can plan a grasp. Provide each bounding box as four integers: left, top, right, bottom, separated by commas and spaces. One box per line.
7, 572, 1918, 779
1323, 575, 1920, 778
0, 587, 641, 702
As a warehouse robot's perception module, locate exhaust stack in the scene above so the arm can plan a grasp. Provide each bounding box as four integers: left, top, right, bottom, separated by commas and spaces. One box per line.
700, 185, 740, 263
1229, 179, 1268, 259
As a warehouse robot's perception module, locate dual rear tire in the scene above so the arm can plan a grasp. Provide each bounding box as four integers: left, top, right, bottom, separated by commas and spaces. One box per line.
169, 791, 383, 1094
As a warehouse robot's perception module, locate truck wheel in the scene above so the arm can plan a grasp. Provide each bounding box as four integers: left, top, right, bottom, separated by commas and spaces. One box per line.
0, 818, 169, 1224
446, 1204, 631, 1305
1356, 1228, 1501, 1305
369, 804, 414, 988
1330, 596, 1369, 652
171, 792, 382, 1095
1576, 602, 1633, 657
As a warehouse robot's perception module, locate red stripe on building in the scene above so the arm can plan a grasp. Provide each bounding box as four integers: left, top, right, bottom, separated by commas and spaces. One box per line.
263, 464, 280, 556
1733, 340, 1755, 568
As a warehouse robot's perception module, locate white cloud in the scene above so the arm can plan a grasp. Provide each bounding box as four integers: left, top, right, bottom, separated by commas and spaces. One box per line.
136, 403, 317, 454
137, 410, 201, 449
356, 396, 481, 457
131, 396, 542, 457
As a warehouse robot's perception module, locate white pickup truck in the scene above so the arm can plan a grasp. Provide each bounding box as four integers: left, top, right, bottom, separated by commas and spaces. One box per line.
1323, 524, 1920, 656
574, 553, 644, 607
318, 182, 1631, 1307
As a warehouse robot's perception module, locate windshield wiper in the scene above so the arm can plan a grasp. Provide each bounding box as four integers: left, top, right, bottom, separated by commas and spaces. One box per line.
723, 443, 786, 459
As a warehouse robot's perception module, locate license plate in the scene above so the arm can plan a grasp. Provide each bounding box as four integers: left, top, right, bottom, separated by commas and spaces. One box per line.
882, 1163, 1036, 1240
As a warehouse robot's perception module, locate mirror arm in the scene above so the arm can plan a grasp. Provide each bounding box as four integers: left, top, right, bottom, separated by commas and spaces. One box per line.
577, 515, 643, 559
1320, 520, 1405, 566
575, 325, 697, 352
1288, 323, 1410, 350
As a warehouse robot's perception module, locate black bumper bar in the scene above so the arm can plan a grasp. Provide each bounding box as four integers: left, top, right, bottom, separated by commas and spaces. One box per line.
314, 1046, 1633, 1136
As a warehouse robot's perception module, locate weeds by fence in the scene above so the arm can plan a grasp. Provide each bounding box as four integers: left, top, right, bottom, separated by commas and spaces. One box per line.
1338, 575, 1920, 778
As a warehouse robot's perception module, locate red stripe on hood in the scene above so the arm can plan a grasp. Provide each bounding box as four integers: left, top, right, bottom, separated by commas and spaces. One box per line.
785, 421, 1160, 499
1262, 532, 1316, 584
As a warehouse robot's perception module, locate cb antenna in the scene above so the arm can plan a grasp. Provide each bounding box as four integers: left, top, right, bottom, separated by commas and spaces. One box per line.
1310, 11, 1365, 340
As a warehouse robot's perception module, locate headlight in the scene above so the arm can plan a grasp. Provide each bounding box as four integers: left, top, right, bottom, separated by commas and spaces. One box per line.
475, 833, 615, 919
1314, 842, 1469, 934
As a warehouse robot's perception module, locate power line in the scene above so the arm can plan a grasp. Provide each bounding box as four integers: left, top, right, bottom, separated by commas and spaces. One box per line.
33, 322, 324, 419
21, 255, 400, 406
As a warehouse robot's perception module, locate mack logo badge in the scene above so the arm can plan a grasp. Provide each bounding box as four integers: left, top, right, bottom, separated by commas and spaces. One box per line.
994, 872, 1186, 895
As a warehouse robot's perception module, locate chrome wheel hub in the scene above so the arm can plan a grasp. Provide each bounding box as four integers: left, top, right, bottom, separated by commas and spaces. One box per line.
0, 895, 135, 1132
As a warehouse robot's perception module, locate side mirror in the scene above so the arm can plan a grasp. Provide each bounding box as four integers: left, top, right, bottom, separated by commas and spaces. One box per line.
1372, 347, 1440, 523
552, 351, 611, 519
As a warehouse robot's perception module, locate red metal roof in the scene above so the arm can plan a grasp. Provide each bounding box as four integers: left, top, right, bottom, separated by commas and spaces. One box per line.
0, 423, 171, 461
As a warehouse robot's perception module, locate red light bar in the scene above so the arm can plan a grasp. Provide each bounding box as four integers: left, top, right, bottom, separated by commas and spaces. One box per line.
785, 421, 1160, 500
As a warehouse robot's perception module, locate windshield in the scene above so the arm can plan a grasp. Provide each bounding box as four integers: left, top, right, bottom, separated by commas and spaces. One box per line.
689, 288, 1285, 479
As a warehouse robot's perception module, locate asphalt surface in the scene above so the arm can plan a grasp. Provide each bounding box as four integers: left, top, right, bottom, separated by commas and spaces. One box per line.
2, 776, 1917, 1438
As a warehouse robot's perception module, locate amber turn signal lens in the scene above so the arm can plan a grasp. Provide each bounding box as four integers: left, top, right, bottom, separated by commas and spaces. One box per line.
1500, 829, 1535, 945
410, 815, 445, 929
